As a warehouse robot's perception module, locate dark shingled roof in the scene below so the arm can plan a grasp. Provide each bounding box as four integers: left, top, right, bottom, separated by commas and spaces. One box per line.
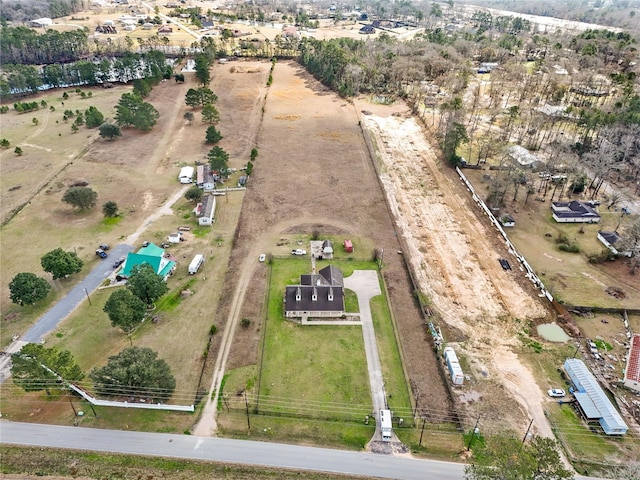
285, 265, 344, 314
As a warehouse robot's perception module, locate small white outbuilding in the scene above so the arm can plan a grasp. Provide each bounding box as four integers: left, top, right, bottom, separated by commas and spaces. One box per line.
178, 166, 194, 184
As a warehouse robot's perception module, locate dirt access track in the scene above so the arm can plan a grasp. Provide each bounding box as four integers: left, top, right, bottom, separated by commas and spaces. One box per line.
207, 60, 552, 438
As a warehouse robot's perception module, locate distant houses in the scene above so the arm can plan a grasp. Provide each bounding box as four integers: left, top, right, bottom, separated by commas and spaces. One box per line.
508, 145, 544, 169
178, 166, 194, 184
551, 201, 600, 223
196, 164, 216, 192
29, 17, 53, 28
624, 334, 640, 394
597, 231, 631, 257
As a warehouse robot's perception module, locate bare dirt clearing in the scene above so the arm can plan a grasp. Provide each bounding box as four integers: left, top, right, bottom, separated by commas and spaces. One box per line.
359, 112, 553, 436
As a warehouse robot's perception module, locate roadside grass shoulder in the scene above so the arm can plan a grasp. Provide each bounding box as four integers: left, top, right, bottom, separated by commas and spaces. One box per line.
217, 412, 375, 450
1, 445, 372, 479
548, 404, 623, 465
397, 424, 466, 460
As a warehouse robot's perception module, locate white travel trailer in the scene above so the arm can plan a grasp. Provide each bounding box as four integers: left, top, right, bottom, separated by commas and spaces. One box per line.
178, 166, 195, 184
188, 254, 204, 274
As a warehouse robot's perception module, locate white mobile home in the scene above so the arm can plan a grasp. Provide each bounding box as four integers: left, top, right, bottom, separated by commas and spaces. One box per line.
195, 195, 216, 226
444, 346, 464, 385
178, 166, 195, 184
188, 254, 204, 274
29, 17, 53, 28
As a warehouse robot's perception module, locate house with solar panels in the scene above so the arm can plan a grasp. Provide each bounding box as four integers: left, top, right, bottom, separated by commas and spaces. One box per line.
563, 358, 628, 435
623, 334, 640, 394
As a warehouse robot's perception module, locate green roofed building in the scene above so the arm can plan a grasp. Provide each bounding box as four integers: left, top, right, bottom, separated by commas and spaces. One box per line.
121, 242, 176, 280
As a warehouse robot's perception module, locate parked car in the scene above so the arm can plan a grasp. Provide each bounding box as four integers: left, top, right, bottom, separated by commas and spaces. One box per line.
95, 249, 108, 259
259, 254, 266, 262
547, 388, 565, 398
99, 244, 110, 251
291, 249, 306, 256
112, 257, 125, 268
142, 241, 150, 247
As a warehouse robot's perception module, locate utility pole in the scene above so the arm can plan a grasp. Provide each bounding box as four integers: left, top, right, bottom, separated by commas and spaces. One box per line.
466, 415, 480, 451
419, 416, 426, 446
244, 390, 251, 431
521, 418, 534, 448
84, 288, 92, 306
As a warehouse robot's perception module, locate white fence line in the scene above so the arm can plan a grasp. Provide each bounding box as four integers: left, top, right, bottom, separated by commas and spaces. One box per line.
455, 167, 554, 302
69, 384, 195, 412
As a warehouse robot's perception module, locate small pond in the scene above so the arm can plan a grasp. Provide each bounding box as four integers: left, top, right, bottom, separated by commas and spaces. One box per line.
537, 323, 570, 343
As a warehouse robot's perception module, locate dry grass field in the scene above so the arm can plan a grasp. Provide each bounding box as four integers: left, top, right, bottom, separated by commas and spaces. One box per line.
0, 60, 269, 426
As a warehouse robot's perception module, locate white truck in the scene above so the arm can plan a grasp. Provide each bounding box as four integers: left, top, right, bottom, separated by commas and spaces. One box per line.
380, 409, 392, 441
188, 254, 204, 275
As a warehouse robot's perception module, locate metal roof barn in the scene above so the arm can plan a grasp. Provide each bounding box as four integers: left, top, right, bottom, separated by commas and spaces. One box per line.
564, 358, 627, 435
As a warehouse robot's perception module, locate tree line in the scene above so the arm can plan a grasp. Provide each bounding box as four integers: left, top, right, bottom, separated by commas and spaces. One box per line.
0, 0, 87, 23
0, 26, 89, 65
0, 50, 172, 98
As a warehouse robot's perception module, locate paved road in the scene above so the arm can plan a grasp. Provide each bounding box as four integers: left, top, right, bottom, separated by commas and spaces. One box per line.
0, 244, 133, 382
22, 244, 134, 343
0, 422, 601, 480
0, 421, 466, 479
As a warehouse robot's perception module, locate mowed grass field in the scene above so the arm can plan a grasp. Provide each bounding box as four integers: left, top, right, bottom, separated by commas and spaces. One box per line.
219, 257, 413, 448
464, 170, 640, 308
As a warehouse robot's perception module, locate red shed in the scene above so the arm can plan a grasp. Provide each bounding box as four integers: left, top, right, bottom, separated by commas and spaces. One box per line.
343, 239, 353, 253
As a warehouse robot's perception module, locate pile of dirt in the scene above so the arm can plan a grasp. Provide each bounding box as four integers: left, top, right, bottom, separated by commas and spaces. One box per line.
606, 286, 626, 299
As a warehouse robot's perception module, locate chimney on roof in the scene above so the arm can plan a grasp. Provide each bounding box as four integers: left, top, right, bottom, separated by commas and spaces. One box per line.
295, 287, 301, 302
328, 287, 334, 302
312, 287, 317, 302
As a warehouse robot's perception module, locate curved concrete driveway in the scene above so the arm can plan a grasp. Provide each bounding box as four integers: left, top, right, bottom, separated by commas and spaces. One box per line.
343, 270, 385, 415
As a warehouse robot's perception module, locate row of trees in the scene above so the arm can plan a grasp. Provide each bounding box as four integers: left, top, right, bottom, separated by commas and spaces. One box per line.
0, 0, 87, 23
11, 343, 176, 403
0, 25, 88, 65
0, 50, 172, 98
8, 246, 85, 306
